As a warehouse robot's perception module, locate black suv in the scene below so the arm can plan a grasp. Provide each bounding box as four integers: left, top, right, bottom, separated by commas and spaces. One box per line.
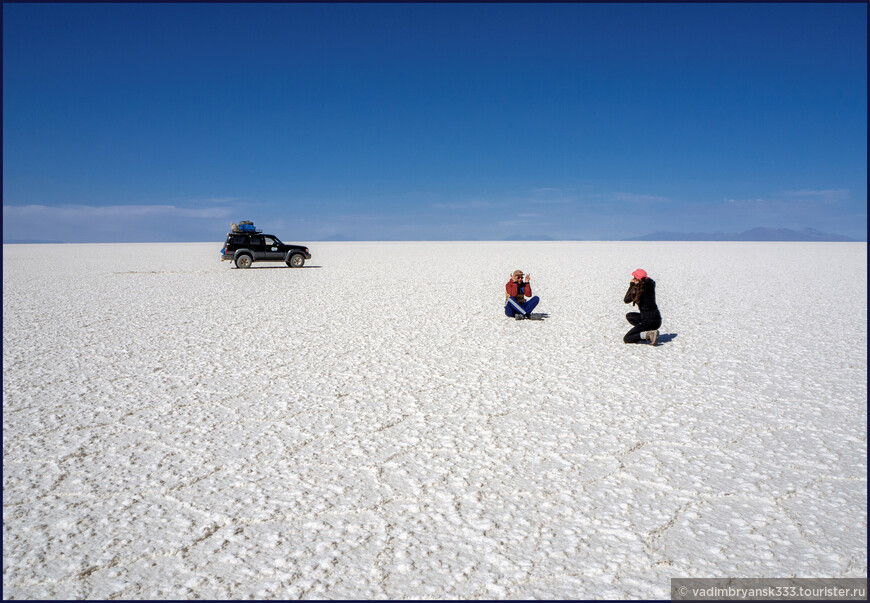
221, 223, 311, 268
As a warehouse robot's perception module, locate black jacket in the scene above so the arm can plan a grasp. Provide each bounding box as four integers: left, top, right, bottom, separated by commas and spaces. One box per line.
624, 278, 660, 317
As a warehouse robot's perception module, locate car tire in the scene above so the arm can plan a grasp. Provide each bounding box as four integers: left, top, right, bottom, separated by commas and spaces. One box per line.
235, 254, 253, 269
287, 254, 305, 268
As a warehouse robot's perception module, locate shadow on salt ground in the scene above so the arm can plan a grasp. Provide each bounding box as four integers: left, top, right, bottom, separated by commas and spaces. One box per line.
657, 333, 678, 344
232, 265, 323, 269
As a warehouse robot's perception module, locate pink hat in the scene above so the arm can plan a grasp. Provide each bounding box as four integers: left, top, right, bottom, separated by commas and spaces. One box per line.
632, 269, 647, 280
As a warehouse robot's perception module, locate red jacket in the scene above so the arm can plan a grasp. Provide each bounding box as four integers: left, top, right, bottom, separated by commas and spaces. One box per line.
505, 280, 531, 302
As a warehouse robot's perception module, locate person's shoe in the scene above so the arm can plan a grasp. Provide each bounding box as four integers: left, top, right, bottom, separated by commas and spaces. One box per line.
514, 314, 525, 320
648, 330, 659, 345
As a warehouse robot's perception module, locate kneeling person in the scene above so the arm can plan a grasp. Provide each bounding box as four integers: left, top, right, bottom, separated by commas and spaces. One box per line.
505, 270, 540, 319
623, 268, 661, 344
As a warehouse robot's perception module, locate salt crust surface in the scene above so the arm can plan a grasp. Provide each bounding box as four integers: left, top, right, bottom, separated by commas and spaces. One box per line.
2, 241, 867, 599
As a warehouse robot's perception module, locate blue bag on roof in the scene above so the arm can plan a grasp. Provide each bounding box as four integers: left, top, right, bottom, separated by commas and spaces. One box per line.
230, 221, 258, 233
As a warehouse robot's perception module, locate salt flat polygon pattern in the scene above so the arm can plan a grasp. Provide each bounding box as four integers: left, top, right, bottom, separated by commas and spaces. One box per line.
3, 241, 867, 598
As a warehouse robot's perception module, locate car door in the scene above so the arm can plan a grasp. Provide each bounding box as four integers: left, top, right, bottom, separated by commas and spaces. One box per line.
262, 236, 283, 260
248, 236, 266, 260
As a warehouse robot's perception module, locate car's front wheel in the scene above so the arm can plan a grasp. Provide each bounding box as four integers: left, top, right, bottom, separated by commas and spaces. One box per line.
287, 254, 305, 268
235, 254, 253, 269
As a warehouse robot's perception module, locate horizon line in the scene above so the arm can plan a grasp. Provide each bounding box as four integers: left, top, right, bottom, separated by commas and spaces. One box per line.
4, 239, 866, 245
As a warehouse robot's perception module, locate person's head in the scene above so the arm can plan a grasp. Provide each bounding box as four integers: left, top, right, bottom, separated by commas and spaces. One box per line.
512, 270, 524, 282
631, 268, 647, 282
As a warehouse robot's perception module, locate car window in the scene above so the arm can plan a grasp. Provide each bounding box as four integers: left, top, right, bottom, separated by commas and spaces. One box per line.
250, 237, 264, 246
264, 237, 276, 246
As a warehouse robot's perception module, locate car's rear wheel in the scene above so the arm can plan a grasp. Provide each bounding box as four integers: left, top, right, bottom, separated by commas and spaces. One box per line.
287, 254, 305, 268
235, 254, 253, 269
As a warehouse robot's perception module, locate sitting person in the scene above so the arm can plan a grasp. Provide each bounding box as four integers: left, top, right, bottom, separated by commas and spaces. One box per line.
505, 269, 540, 320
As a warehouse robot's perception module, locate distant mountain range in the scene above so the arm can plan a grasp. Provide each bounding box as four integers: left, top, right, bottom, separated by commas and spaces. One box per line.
5, 227, 860, 244
4, 238, 66, 244
505, 234, 556, 241
625, 227, 859, 242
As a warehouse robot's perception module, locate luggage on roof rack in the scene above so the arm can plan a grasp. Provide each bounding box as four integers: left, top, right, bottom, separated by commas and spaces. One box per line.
230, 221, 261, 233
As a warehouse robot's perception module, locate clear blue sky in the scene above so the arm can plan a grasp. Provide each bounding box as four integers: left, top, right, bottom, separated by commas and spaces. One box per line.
3, 3, 867, 242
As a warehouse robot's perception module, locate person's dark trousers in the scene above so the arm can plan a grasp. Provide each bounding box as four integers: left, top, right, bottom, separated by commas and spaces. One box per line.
505, 296, 540, 317
624, 312, 662, 343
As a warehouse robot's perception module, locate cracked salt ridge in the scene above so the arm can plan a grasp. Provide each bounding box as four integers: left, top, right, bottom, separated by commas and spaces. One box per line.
2, 241, 866, 599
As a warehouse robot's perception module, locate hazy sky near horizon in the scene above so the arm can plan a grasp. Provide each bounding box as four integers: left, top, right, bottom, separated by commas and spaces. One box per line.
3, 3, 867, 242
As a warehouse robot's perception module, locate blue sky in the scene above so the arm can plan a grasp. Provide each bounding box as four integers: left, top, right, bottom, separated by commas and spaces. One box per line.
3, 3, 867, 242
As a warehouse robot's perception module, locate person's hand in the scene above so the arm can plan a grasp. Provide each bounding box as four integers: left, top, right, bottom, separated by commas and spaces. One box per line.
525, 273, 531, 282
